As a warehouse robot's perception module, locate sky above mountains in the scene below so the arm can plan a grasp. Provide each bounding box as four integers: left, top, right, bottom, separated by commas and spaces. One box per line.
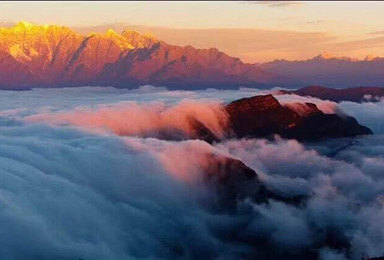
0, 1, 383, 62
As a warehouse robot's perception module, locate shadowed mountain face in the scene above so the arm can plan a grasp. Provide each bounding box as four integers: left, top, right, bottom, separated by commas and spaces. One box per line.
202, 155, 272, 210
287, 86, 384, 103
261, 55, 384, 88
0, 22, 273, 89
100, 42, 273, 89
225, 94, 372, 140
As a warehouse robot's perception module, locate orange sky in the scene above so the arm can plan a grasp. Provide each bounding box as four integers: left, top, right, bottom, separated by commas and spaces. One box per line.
73, 23, 384, 63
1, 1, 384, 62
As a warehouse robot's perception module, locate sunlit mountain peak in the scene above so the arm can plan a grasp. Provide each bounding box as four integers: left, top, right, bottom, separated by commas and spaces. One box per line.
15, 21, 34, 29
364, 54, 377, 61
106, 28, 119, 37
314, 52, 358, 61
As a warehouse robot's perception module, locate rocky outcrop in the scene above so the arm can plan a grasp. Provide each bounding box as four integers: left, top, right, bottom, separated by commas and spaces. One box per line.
225, 94, 300, 138
202, 155, 304, 211
225, 94, 372, 140
203, 155, 266, 209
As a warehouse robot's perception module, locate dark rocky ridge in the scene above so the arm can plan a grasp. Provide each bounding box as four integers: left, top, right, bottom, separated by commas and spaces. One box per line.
202, 154, 306, 211
203, 155, 267, 210
225, 94, 372, 140
290, 85, 384, 103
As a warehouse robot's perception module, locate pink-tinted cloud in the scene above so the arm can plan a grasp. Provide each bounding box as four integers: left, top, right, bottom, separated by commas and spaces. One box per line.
25, 100, 229, 140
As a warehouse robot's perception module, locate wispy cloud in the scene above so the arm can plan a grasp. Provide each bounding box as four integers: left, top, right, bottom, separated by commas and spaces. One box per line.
306, 20, 325, 25
253, 1, 304, 8
0, 19, 15, 28
368, 30, 384, 36
280, 16, 296, 21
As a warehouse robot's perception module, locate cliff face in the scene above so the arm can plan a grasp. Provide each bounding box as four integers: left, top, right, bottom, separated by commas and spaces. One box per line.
0, 22, 82, 86
225, 94, 300, 138
0, 22, 271, 89
225, 94, 372, 140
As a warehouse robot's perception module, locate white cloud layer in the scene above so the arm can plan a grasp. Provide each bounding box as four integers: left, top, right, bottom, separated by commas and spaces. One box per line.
0, 86, 382, 259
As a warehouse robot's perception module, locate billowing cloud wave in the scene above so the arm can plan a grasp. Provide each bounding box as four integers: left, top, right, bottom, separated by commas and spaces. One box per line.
0, 121, 244, 259
13, 87, 364, 141
338, 100, 384, 134
216, 136, 384, 259
25, 100, 229, 141
0, 86, 382, 259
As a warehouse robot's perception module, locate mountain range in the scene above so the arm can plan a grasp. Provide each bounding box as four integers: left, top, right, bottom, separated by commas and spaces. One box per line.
0, 22, 272, 89
0, 22, 384, 89
261, 54, 384, 88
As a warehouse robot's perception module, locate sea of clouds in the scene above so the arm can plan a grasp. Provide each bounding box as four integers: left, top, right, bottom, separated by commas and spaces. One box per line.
0, 85, 383, 259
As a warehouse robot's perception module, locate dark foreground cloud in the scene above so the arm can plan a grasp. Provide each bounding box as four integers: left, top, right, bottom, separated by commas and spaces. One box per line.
216, 136, 384, 259
0, 120, 251, 259
1, 118, 383, 259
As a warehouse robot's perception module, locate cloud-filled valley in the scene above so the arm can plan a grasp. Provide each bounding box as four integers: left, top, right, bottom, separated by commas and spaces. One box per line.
0, 86, 383, 259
